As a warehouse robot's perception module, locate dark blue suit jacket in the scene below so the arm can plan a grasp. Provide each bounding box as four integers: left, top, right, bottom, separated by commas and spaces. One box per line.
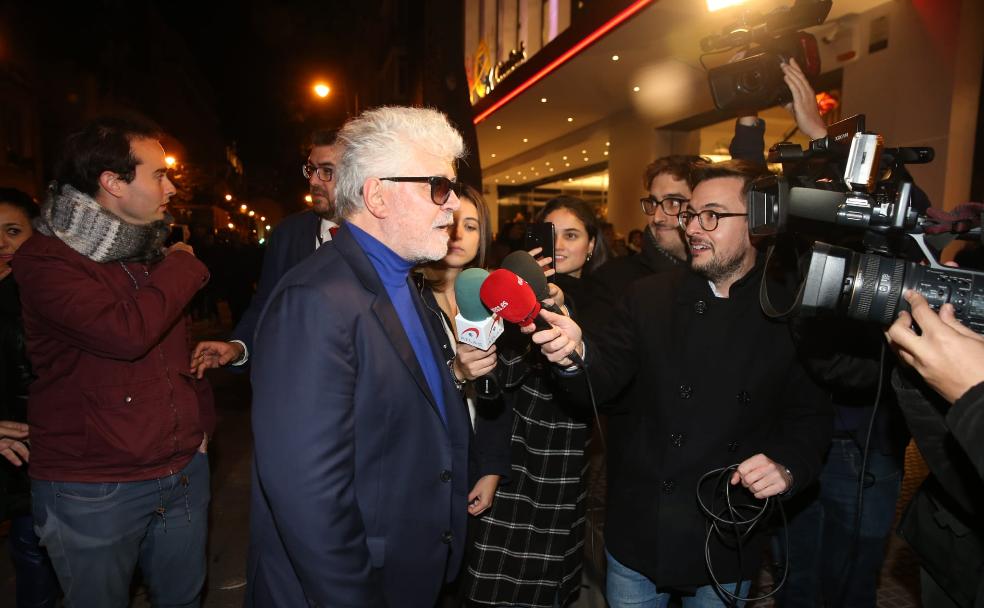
232, 209, 321, 355
245, 224, 471, 607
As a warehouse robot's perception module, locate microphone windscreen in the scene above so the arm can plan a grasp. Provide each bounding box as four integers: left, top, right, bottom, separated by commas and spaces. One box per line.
480, 269, 540, 325
501, 250, 550, 301
454, 268, 492, 321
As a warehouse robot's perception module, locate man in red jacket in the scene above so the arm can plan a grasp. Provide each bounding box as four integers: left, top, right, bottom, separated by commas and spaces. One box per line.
12, 116, 213, 607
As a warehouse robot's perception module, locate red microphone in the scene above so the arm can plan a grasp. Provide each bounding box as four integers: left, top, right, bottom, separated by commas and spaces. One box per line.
479, 269, 541, 326
480, 268, 583, 367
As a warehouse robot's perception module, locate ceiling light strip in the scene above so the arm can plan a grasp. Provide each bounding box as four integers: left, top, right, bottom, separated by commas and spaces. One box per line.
473, 0, 655, 125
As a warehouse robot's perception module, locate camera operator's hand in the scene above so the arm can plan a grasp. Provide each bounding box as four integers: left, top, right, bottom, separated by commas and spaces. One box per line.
924, 202, 984, 234
885, 290, 984, 403
781, 58, 828, 141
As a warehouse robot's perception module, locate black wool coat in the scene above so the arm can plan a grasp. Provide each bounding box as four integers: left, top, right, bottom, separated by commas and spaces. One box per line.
561, 261, 832, 589
894, 371, 984, 607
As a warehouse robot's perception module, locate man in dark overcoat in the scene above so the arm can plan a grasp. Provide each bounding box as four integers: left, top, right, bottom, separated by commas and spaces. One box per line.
531, 160, 833, 607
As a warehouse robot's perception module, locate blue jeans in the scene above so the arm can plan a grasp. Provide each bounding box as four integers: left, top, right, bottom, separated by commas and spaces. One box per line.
8, 513, 60, 607
32, 452, 210, 608
774, 439, 901, 607
606, 549, 751, 608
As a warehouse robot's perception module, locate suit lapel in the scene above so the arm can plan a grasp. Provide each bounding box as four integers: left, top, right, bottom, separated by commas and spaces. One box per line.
334, 225, 444, 424
301, 212, 321, 256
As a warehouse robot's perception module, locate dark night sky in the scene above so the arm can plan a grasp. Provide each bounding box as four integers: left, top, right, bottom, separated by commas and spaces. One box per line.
4, 0, 377, 208
157, 1, 368, 206
158, 2, 356, 169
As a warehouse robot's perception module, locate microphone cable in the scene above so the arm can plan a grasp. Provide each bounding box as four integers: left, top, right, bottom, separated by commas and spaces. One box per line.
830, 341, 887, 606
696, 465, 789, 605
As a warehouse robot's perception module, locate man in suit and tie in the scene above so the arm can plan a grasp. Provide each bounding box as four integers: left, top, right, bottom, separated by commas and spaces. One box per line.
245, 106, 472, 607
190, 128, 342, 375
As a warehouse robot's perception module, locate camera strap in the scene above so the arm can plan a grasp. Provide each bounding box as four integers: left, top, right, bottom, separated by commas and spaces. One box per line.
758, 243, 807, 319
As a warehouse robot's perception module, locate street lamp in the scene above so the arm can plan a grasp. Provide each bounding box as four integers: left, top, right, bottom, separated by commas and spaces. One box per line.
248, 210, 255, 217
225, 194, 233, 201
240, 204, 248, 212
304, 194, 313, 204
313, 82, 331, 98
165, 156, 177, 168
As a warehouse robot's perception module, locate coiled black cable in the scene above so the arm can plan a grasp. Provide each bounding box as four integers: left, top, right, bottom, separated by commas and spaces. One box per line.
697, 465, 788, 605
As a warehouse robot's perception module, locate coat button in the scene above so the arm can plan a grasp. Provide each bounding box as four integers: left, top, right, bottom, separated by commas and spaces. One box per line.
441, 531, 453, 544
694, 300, 707, 315
728, 440, 740, 453
737, 390, 751, 406
440, 470, 452, 482
124, 396, 133, 404
662, 480, 676, 494
679, 384, 693, 399
670, 433, 685, 448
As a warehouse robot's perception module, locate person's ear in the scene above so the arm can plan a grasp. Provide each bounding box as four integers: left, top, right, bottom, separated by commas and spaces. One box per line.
362, 178, 389, 219
98, 171, 124, 198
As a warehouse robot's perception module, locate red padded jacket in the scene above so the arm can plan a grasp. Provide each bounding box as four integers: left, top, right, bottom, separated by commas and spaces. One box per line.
13, 234, 212, 482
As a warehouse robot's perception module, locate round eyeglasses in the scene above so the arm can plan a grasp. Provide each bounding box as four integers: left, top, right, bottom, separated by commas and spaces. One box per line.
677, 209, 746, 231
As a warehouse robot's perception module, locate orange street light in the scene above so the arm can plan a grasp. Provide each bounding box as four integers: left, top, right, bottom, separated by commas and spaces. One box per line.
313, 82, 331, 98
165, 156, 177, 168
260, 216, 266, 221
227, 223, 234, 229
304, 194, 313, 203
225, 194, 233, 201
248, 210, 255, 217
240, 204, 248, 212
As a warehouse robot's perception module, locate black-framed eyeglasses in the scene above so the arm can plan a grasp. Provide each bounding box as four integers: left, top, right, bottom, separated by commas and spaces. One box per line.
380, 176, 462, 206
677, 209, 746, 231
640, 195, 688, 217
302, 163, 334, 182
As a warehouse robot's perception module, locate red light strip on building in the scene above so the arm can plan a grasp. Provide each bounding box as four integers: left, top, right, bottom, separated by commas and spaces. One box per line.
473, 0, 655, 125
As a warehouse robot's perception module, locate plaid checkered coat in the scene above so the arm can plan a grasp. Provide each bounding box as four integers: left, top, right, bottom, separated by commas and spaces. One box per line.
462, 337, 591, 607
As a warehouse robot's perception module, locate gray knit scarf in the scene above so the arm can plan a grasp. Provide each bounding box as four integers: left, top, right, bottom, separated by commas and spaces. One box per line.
33, 183, 172, 264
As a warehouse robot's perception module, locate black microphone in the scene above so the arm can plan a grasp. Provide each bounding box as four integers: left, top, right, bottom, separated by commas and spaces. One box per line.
500, 250, 565, 315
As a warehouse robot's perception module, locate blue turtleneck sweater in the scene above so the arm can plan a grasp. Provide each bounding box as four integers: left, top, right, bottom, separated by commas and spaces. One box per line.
348, 223, 448, 426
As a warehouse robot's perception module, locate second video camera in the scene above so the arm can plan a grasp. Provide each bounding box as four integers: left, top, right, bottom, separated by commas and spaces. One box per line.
747, 114, 984, 334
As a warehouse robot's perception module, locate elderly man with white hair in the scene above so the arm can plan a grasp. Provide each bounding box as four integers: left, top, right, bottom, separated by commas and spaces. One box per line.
246, 106, 471, 608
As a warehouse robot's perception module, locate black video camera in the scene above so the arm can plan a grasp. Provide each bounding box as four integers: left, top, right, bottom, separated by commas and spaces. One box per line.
747, 114, 984, 334
702, 0, 829, 113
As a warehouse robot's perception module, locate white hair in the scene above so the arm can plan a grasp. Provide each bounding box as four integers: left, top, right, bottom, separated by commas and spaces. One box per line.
334, 106, 466, 219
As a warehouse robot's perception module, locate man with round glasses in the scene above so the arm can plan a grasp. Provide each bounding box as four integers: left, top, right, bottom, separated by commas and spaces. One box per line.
528, 159, 832, 607
190, 129, 343, 375
593, 156, 709, 304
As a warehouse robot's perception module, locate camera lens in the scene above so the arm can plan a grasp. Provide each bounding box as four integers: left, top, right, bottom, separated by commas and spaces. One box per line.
845, 253, 907, 325
738, 69, 763, 93
801, 245, 984, 334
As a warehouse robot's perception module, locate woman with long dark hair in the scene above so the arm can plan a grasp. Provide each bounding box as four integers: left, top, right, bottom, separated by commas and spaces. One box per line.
416, 184, 510, 518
